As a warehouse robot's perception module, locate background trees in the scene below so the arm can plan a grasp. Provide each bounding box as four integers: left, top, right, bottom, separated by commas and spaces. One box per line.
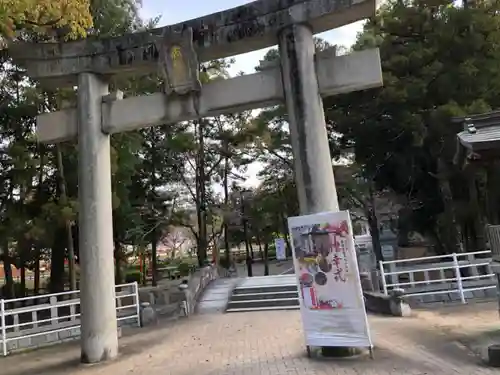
326, 0, 500, 254
0, 0, 93, 41
1, 0, 499, 297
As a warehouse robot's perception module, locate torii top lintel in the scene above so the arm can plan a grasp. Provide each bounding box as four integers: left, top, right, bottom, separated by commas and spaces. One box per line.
8, 0, 377, 87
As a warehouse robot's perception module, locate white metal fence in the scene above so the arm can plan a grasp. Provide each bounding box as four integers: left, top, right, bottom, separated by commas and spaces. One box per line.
379, 250, 496, 303
0, 282, 140, 356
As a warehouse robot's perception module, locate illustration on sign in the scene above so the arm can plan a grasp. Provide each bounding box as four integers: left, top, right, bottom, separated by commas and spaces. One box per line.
288, 210, 373, 349
292, 220, 351, 310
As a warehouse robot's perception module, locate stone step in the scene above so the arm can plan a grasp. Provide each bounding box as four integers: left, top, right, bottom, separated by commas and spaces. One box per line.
226, 276, 300, 312
226, 297, 299, 310
230, 291, 298, 301
232, 284, 298, 295
226, 305, 300, 313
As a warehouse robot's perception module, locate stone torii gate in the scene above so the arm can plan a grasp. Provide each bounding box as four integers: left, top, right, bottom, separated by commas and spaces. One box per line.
9, 0, 382, 364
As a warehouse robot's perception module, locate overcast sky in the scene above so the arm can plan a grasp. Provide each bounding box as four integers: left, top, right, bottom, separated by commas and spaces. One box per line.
139, 0, 365, 187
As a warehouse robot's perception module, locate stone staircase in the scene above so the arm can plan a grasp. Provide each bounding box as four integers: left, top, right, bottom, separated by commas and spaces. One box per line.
197, 278, 239, 314
226, 275, 299, 313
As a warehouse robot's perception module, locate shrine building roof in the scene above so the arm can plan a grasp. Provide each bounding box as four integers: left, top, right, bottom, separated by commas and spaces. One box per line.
453, 110, 500, 166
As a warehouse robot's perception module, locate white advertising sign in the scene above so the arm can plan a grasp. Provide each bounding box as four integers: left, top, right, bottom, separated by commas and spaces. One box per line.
275, 238, 287, 261
288, 210, 373, 349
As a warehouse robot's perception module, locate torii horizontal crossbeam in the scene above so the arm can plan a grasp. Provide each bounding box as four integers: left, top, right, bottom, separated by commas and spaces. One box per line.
8, 0, 378, 87
36, 48, 382, 143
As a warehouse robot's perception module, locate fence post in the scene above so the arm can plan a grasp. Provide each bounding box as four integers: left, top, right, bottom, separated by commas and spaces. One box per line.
49, 296, 58, 325
134, 282, 141, 327
452, 253, 466, 304
1, 299, 7, 356
379, 261, 388, 295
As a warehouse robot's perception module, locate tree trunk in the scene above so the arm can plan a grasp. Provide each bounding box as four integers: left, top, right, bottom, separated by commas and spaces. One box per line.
1, 243, 14, 298
279, 213, 292, 257
467, 169, 486, 251
151, 231, 158, 286
196, 207, 207, 267
139, 246, 147, 286
368, 210, 383, 263
263, 242, 269, 276
223, 152, 231, 262
34, 247, 40, 295
114, 240, 124, 285
2, 261, 14, 298
242, 222, 253, 277
20, 265, 26, 298
428, 228, 446, 255
50, 228, 66, 293
397, 207, 411, 247
56, 145, 77, 291
17, 239, 28, 298
249, 239, 254, 259
437, 158, 462, 253
211, 221, 219, 265
257, 235, 264, 260
148, 128, 159, 285
196, 120, 208, 266
367, 184, 383, 264
34, 145, 45, 296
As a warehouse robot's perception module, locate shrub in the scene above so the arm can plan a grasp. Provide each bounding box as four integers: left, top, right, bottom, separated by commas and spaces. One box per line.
219, 256, 230, 269
128, 264, 141, 272
125, 271, 142, 283
158, 258, 171, 267
177, 262, 191, 277
267, 248, 277, 259
1, 282, 23, 298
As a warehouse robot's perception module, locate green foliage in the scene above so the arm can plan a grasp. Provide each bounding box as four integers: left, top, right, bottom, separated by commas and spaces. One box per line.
125, 271, 142, 284
326, 0, 500, 252
219, 256, 231, 269
1, 282, 23, 297
0, 0, 173, 295
1, 0, 93, 40
177, 262, 191, 277
7, 0, 497, 302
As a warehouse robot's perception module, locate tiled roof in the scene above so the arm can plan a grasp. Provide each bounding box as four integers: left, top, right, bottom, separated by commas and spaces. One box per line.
453, 110, 500, 151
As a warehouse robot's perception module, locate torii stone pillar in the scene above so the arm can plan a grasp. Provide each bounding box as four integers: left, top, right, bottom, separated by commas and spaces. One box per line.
9, 0, 381, 363
279, 24, 340, 214
77, 73, 118, 362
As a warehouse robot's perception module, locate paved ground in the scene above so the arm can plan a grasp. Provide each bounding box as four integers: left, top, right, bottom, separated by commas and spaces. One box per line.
235, 260, 294, 277
2, 301, 500, 375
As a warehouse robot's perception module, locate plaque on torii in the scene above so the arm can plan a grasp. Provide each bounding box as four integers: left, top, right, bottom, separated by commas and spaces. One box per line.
7, 0, 382, 364
157, 27, 201, 96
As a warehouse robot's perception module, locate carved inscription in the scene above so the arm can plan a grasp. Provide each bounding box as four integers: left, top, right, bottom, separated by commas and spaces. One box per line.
98, 28, 201, 96
225, 20, 266, 43
107, 41, 160, 69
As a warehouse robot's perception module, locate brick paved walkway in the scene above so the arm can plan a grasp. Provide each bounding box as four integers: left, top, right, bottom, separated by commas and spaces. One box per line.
2, 307, 500, 375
